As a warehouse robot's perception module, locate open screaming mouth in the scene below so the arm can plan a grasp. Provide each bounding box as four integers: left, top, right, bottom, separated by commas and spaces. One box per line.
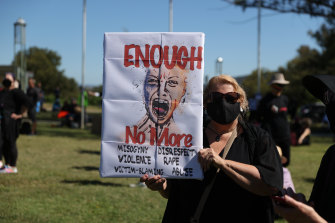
152, 98, 169, 118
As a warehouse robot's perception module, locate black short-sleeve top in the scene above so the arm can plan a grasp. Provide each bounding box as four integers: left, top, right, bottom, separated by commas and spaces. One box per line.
162, 122, 283, 223
0, 88, 31, 115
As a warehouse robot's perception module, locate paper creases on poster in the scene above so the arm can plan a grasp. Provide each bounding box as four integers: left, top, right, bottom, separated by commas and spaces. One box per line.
100, 32, 204, 179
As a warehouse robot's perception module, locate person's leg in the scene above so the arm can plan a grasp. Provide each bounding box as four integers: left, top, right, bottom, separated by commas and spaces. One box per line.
28, 107, 37, 134
6, 118, 18, 168
31, 121, 37, 134
7, 139, 17, 167
0, 127, 3, 168
3, 139, 10, 166
0, 138, 18, 173
0, 117, 18, 173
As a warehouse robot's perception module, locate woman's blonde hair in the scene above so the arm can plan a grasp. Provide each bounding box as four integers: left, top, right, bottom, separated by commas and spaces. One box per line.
204, 74, 249, 112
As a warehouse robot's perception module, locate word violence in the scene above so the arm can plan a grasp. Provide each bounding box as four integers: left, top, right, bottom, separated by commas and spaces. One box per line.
124, 44, 203, 70
118, 154, 151, 165
125, 126, 193, 148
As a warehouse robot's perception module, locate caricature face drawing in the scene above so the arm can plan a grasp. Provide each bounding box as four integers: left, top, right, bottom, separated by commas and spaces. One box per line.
143, 66, 187, 126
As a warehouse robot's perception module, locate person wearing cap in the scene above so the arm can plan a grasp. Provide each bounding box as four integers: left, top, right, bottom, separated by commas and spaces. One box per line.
273, 75, 335, 223
257, 73, 291, 166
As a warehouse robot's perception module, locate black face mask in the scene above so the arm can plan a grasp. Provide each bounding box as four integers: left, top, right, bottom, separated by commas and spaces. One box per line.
207, 99, 240, 125
325, 90, 335, 133
2, 79, 12, 88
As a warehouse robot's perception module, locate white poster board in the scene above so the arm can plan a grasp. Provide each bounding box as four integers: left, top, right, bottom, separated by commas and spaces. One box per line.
100, 32, 204, 179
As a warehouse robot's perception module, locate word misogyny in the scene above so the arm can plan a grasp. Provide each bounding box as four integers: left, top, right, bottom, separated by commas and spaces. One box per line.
125, 126, 192, 148
124, 44, 203, 70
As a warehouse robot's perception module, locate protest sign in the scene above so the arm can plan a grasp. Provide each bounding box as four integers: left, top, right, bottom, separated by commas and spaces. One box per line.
100, 33, 204, 179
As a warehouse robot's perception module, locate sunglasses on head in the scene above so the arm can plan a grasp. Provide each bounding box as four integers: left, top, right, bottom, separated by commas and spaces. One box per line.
210, 92, 240, 104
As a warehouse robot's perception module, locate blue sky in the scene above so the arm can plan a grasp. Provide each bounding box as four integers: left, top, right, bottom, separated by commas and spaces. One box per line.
0, 0, 324, 86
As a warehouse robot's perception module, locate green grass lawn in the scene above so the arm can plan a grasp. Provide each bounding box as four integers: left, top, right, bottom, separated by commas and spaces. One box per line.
0, 115, 333, 223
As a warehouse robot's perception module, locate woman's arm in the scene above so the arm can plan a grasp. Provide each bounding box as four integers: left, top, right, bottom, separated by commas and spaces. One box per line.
221, 159, 278, 196
198, 148, 278, 196
298, 128, 311, 145
273, 195, 327, 223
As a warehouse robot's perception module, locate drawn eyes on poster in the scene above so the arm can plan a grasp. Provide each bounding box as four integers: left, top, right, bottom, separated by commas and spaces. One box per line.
100, 33, 205, 179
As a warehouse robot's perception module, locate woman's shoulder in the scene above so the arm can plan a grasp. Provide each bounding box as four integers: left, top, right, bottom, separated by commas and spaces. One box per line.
240, 121, 269, 139
322, 144, 335, 162
239, 120, 276, 153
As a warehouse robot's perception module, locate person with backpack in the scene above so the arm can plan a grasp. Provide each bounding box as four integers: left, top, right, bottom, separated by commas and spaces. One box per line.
140, 74, 283, 223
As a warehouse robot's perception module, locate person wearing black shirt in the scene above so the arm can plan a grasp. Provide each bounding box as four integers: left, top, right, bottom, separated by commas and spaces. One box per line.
0, 73, 31, 173
257, 73, 291, 166
141, 74, 283, 223
27, 78, 39, 135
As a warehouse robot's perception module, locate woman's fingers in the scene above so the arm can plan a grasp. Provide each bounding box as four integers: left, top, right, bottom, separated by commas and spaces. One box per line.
140, 174, 166, 191
198, 148, 217, 171
140, 174, 149, 182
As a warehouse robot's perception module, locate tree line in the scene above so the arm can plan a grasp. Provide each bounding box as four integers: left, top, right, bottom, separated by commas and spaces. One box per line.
14, 47, 101, 106
229, 0, 335, 109
17, 0, 335, 109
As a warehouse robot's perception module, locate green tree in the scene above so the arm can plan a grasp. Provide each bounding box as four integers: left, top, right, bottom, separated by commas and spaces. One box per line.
14, 47, 79, 100
87, 85, 102, 106
240, 68, 273, 98
234, 1, 335, 108
310, 19, 335, 74
223, 0, 335, 19
281, 45, 321, 106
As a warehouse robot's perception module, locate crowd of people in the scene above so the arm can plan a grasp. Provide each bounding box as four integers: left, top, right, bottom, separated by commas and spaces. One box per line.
0, 72, 101, 173
0, 69, 334, 222
0, 73, 57, 173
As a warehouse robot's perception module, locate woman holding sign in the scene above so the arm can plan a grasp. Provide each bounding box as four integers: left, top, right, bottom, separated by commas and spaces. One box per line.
141, 74, 283, 223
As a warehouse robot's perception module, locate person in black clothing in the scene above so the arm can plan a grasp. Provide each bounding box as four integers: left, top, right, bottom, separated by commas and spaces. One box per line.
273, 75, 335, 223
60, 98, 81, 128
290, 117, 312, 146
27, 78, 39, 135
140, 74, 283, 223
36, 81, 45, 112
0, 73, 31, 173
257, 73, 291, 166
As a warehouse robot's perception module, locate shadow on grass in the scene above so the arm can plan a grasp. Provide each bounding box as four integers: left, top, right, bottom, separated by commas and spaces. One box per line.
37, 125, 100, 140
61, 179, 125, 187
72, 166, 99, 171
78, 149, 100, 155
304, 177, 315, 183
